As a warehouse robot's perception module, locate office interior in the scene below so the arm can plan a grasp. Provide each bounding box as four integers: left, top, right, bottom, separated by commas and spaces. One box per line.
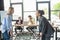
0, 0, 60, 40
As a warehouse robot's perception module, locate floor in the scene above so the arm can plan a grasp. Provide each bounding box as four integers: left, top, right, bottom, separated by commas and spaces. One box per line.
12, 31, 55, 40
13, 33, 41, 40
12, 32, 60, 40
12, 26, 60, 40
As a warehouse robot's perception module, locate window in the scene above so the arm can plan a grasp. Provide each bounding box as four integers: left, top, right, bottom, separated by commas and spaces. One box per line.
4, 0, 10, 11
24, 12, 36, 23
23, 0, 36, 23
12, 4, 22, 20
0, 11, 6, 21
51, 0, 60, 10
24, 0, 36, 11
38, 3, 49, 19
51, 0, 60, 20
11, 0, 22, 3
37, 0, 50, 2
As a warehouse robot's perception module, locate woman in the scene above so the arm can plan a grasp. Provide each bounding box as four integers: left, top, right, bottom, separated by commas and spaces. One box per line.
15, 17, 23, 34
1, 7, 14, 40
36, 10, 54, 40
26, 15, 36, 33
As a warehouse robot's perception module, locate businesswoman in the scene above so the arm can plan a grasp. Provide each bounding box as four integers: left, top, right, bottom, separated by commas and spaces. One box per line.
1, 7, 14, 40
36, 10, 54, 40
26, 15, 35, 33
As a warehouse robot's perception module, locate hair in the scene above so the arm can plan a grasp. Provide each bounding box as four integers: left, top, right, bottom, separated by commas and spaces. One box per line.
28, 15, 32, 19
28, 15, 34, 24
37, 10, 44, 16
18, 17, 21, 19
7, 7, 14, 15
9, 7, 14, 10
28, 15, 32, 17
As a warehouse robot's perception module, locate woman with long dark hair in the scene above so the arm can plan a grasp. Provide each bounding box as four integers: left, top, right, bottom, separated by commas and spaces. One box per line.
36, 10, 54, 40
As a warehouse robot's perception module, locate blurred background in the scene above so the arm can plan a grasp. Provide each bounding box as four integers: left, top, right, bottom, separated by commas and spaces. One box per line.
0, 0, 60, 40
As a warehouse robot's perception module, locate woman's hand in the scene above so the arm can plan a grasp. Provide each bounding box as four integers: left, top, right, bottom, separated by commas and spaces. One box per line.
39, 32, 42, 37
10, 30, 13, 37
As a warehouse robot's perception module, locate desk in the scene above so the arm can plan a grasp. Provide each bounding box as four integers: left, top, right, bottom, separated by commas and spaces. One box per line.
13, 24, 39, 39
13, 24, 39, 27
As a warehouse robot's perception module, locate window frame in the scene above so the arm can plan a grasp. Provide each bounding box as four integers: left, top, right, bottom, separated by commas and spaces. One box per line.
10, 2, 23, 21
36, 1, 51, 20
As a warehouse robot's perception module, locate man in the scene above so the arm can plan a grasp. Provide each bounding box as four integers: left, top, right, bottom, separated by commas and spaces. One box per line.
36, 10, 54, 40
15, 17, 23, 34
1, 7, 14, 40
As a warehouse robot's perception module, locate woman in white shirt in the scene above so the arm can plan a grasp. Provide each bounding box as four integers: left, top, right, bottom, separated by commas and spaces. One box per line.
26, 15, 36, 33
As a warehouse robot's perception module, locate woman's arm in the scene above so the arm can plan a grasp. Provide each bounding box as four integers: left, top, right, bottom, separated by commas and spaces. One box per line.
39, 18, 46, 35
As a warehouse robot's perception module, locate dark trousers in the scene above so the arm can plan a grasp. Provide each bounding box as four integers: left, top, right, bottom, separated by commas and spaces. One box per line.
42, 35, 50, 40
26, 26, 36, 33
2, 31, 10, 40
15, 26, 23, 33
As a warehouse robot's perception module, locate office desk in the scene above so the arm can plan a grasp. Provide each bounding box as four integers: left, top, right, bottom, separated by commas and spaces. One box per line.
14, 24, 39, 27
13, 24, 39, 40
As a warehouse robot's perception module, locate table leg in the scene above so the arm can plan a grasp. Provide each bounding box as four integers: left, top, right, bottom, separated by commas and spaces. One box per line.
0, 31, 1, 40
55, 28, 57, 40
